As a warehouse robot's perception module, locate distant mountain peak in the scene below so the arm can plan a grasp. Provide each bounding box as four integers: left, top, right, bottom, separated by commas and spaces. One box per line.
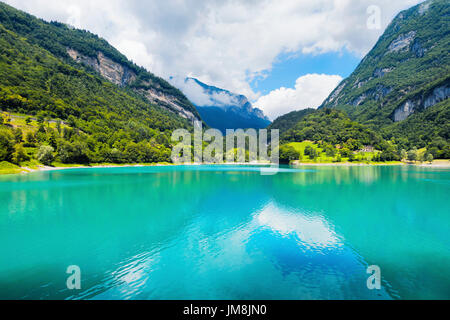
172, 77, 271, 133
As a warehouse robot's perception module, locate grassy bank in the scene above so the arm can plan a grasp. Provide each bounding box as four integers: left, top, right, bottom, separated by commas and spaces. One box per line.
285, 141, 379, 164
0, 161, 25, 175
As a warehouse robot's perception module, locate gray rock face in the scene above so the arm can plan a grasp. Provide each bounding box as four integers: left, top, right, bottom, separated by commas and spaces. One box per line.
419, 2, 430, 15
423, 85, 450, 108
67, 48, 136, 86
373, 67, 393, 78
352, 94, 367, 106
323, 81, 346, 107
412, 39, 426, 58
138, 87, 198, 121
67, 48, 201, 122
394, 100, 416, 121
352, 85, 392, 106
394, 84, 449, 122
388, 31, 416, 53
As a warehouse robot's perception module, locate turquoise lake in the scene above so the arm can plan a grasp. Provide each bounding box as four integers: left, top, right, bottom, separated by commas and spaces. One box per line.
0, 165, 449, 300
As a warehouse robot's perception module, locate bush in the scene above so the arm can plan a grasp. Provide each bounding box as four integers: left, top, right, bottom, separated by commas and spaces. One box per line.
37, 145, 55, 165
340, 148, 352, 158
57, 141, 90, 164
407, 148, 418, 161
279, 145, 300, 164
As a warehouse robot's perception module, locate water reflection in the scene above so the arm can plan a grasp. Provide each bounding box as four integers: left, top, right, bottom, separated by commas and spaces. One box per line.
256, 203, 342, 251
0, 165, 449, 300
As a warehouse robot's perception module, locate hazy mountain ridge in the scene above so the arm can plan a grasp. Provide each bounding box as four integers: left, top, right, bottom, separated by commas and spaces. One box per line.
178, 77, 271, 133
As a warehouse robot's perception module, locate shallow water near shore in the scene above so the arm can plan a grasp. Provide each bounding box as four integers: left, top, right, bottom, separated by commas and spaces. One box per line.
0, 165, 449, 300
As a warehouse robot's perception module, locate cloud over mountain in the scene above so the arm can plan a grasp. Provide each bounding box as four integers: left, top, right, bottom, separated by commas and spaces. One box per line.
254, 74, 343, 120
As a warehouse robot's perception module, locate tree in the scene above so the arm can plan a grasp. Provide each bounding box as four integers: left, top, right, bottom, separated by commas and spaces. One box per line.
0, 128, 15, 161
67, 115, 77, 128
57, 141, 90, 164
379, 148, 400, 162
426, 153, 434, 163
56, 120, 62, 134
37, 145, 54, 165
13, 128, 23, 143
304, 145, 313, 156
309, 148, 319, 160
36, 111, 46, 124
12, 144, 30, 164
25, 117, 32, 125
325, 145, 336, 157
348, 153, 356, 162
279, 145, 300, 164
407, 148, 418, 162
25, 132, 37, 147
340, 148, 352, 158
400, 149, 407, 160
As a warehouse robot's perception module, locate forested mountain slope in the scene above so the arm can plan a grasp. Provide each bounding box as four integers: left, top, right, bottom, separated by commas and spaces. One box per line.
320, 0, 449, 148
268, 109, 315, 136
0, 2, 201, 165
0, 1, 201, 122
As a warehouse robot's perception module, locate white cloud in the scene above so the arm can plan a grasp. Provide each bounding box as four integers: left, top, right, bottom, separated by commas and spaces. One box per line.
171, 77, 240, 108
254, 74, 343, 120
4, 0, 423, 103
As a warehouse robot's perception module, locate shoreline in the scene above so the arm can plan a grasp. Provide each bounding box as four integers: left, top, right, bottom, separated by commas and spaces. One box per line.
9, 159, 450, 175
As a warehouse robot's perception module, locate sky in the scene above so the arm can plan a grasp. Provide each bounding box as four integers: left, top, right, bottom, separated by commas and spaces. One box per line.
4, 0, 424, 120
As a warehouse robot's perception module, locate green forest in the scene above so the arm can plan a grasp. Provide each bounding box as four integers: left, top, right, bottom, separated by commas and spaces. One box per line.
276, 108, 449, 164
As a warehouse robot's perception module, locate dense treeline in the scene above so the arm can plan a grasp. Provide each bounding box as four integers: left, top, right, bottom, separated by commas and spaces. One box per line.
279, 108, 449, 162
282, 109, 383, 148
0, 114, 173, 165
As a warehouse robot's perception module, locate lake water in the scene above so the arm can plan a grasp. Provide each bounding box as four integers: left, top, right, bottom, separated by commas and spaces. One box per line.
0, 165, 449, 300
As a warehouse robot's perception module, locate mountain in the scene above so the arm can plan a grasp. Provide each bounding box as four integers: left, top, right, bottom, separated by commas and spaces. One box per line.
0, 2, 201, 123
268, 108, 315, 136
320, 0, 449, 147
0, 2, 200, 165
176, 77, 271, 133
